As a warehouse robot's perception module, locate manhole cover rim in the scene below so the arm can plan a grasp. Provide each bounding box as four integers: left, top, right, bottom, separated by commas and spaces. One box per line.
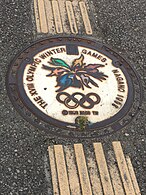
6, 35, 143, 138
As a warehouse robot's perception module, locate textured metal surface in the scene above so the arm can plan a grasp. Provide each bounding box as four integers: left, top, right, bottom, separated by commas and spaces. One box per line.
6, 36, 143, 138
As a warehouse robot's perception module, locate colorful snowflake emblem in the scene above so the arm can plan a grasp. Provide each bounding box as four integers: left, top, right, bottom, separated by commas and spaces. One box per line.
42, 54, 108, 92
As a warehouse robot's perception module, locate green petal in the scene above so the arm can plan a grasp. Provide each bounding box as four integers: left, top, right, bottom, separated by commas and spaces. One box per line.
51, 58, 70, 69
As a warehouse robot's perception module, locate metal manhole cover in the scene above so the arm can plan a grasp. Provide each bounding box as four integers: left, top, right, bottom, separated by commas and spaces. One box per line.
6, 36, 142, 138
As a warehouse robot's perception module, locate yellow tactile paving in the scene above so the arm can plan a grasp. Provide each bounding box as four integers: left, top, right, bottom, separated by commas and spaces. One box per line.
38, 0, 48, 33
44, 0, 55, 34
87, 151, 103, 195
113, 141, 136, 195
33, 0, 92, 35
93, 143, 114, 195
66, 1, 78, 34
33, 0, 41, 33
74, 144, 92, 195
108, 152, 125, 195
64, 146, 81, 195
52, 1, 63, 34
48, 146, 59, 195
79, 1, 93, 35
58, 0, 70, 34
47, 142, 141, 195
71, 0, 84, 33
126, 156, 141, 195
54, 145, 70, 195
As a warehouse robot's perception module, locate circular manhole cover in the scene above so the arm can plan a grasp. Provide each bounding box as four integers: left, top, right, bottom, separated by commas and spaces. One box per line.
6, 36, 142, 138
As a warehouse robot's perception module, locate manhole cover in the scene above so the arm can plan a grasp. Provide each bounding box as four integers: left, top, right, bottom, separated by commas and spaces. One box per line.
6, 36, 142, 138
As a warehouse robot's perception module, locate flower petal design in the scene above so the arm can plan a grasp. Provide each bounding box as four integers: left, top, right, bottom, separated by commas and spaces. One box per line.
42, 65, 69, 76
72, 76, 84, 89
50, 58, 70, 70
88, 77, 99, 87
72, 54, 84, 69
56, 73, 74, 92
83, 64, 108, 81
42, 55, 108, 92
85, 64, 105, 70
85, 70, 108, 81
80, 74, 91, 88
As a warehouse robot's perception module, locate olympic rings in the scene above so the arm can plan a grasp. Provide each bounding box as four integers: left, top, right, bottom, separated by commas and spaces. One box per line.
56, 92, 101, 109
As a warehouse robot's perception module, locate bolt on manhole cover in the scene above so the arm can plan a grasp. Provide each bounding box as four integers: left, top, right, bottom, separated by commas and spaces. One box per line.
6, 36, 142, 138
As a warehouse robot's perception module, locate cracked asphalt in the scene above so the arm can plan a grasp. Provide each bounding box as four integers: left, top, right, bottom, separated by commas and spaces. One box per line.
0, 0, 146, 194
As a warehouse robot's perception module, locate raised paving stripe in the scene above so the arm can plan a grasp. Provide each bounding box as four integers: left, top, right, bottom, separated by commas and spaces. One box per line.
44, 0, 55, 34
87, 149, 103, 194
66, 1, 78, 34
79, 1, 93, 35
54, 145, 70, 195
64, 146, 81, 195
48, 146, 60, 195
93, 143, 114, 195
58, 0, 70, 34
37, 0, 48, 33
108, 152, 125, 195
74, 144, 92, 195
126, 156, 141, 195
52, 1, 63, 34
47, 142, 141, 195
33, 0, 41, 33
113, 142, 136, 195
33, 0, 92, 34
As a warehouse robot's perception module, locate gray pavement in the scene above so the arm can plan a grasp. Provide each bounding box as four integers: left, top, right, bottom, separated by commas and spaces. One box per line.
0, 0, 146, 194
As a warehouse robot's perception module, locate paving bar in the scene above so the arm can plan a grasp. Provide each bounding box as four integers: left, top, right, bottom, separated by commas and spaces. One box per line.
66, 1, 78, 34
87, 152, 103, 195
79, 1, 93, 35
108, 152, 125, 195
48, 142, 141, 195
74, 144, 92, 195
37, 0, 48, 33
44, 0, 55, 34
33, 0, 41, 33
64, 146, 81, 195
58, 0, 70, 34
93, 143, 114, 195
54, 145, 70, 195
113, 141, 136, 195
126, 156, 141, 195
48, 146, 60, 195
52, 1, 63, 34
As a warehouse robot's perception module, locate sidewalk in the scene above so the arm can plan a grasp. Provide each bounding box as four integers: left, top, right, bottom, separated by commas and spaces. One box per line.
0, 0, 146, 194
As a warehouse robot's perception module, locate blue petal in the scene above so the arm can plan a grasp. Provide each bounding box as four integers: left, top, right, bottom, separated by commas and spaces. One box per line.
56, 73, 74, 92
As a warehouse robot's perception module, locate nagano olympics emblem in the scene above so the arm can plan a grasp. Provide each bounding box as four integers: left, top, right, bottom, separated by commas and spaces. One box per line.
7, 37, 142, 137
23, 45, 128, 126
42, 54, 107, 110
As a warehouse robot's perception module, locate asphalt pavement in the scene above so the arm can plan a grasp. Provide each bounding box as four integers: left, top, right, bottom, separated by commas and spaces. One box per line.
0, 0, 146, 194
